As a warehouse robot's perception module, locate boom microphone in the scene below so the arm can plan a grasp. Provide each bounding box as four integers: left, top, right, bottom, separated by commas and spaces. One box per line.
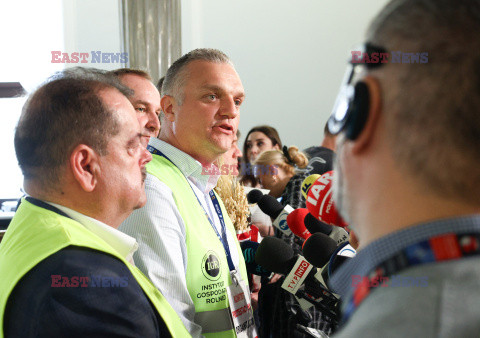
306, 171, 348, 228
257, 195, 293, 236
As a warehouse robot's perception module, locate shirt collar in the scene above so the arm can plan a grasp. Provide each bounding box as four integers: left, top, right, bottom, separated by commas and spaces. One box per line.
48, 202, 138, 261
330, 215, 480, 300
149, 138, 220, 194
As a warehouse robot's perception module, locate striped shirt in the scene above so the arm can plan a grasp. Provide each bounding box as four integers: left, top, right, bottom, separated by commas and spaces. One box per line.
119, 138, 241, 338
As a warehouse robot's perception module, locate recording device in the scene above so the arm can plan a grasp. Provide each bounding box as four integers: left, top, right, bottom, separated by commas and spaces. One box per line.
257, 195, 293, 236
240, 240, 274, 277
305, 171, 348, 228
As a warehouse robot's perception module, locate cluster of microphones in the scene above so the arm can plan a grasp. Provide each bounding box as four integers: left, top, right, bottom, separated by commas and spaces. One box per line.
241, 171, 356, 325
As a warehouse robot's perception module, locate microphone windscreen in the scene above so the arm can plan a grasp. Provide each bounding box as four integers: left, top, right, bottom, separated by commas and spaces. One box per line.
301, 174, 321, 199
306, 171, 348, 228
286, 208, 311, 240
302, 233, 338, 268
255, 237, 295, 274
304, 213, 333, 235
257, 194, 284, 219
247, 189, 264, 204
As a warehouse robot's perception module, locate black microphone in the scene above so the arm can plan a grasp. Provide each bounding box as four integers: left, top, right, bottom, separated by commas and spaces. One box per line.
304, 213, 349, 245
254, 237, 295, 274
246, 189, 264, 204
257, 195, 294, 236
255, 236, 335, 291
240, 240, 274, 277
303, 234, 355, 287
255, 237, 340, 321
304, 213, 333, 235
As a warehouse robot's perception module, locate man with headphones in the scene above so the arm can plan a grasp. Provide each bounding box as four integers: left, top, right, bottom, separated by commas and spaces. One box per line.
327, 0, 480, 336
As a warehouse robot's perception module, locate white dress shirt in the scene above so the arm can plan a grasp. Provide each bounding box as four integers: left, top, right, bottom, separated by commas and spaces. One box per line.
48, 202, 138, 263
119, 138, 241, 338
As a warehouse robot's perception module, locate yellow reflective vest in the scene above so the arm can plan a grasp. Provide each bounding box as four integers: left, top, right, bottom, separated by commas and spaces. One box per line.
147, 154, 249, 337
0, 198, 190, 337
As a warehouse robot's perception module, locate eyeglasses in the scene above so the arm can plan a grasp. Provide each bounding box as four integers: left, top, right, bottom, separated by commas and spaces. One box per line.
327, 43, 387, 135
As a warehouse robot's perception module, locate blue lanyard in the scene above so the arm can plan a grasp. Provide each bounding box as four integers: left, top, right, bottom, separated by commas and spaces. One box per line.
148, 145, 236, 272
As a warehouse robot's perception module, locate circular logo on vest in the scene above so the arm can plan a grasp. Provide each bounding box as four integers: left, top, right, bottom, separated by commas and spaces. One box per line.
201, 250, 222, 281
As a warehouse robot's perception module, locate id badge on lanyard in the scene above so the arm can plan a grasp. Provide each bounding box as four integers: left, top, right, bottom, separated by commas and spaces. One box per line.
226, 270, 257, 338
148, 145, 257, 337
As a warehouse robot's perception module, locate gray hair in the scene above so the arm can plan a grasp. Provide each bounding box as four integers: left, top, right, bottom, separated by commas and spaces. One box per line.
365, 0, 480, 204
162, 48, 233, 104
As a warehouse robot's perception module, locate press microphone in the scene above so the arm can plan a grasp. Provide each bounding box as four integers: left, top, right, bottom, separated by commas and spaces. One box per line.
255, 236, 336, 294
288, 208, 349, 245
303, 234, 356, 287
246, 189, 264, 204
240, 241, 274, 277
286, 208, 311, 240
254, 237, 295, 274
255, 236, 340, 318
305, 171, 348, 228
257, 195, 293, 236
301, 174, 321, 200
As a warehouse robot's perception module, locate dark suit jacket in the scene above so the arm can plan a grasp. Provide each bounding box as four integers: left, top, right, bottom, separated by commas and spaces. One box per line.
4, 247, 171, 337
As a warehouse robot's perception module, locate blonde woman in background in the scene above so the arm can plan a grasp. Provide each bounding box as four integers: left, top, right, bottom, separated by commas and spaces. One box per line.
253, 146, 336, 338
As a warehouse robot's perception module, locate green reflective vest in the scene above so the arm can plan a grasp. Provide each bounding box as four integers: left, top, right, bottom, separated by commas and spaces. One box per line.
0, 198, 190, 338
147, 154, 249, 337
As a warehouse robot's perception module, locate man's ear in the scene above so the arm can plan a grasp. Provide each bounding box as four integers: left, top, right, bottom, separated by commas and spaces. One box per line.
160, 95, 176, 123
69, 144, 100, 192
350, 76, 382, 154
273, 143, 281, 151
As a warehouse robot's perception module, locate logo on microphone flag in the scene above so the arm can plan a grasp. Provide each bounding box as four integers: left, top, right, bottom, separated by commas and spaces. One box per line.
281, 255, 313, 294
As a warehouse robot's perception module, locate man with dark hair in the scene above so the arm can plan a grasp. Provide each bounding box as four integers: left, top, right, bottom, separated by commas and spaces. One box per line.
110, 68, 161, 144
328, 0, 480, 336
0, 69, 189, 337
120, 49, 255, 337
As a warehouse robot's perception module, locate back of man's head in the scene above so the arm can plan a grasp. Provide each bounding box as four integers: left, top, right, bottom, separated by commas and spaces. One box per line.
161, 48, 233, 104
15, 68, 132, 193
367, 0, 480, 204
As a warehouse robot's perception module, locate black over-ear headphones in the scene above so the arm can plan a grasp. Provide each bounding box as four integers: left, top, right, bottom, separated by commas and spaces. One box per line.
327, 43, 386, 140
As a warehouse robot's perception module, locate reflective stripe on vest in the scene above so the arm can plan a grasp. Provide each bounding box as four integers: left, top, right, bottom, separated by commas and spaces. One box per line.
195, 307, 233, 334
0, 199, 190, 338
147, 154, 249, 337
